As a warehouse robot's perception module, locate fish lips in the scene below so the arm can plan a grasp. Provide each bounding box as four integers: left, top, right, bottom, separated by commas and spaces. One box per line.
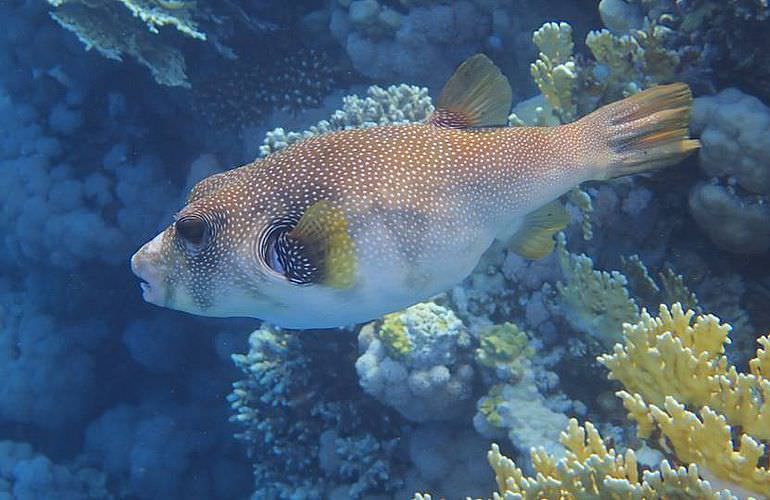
130, 233, 169, 307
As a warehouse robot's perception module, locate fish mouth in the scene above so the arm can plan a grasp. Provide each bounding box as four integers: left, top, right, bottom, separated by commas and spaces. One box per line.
130, 242, 168, 307
138, 278, 151, 296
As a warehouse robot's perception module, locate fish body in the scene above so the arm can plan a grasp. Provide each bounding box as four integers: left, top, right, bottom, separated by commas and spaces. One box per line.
131, 55, 698, 328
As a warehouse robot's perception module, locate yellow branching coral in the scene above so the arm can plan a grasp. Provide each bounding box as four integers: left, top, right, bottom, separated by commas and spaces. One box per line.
599, 303, 770, 498
585, 20, 679, 103
586, 28, 642, 93
481, 419, 735, 499
530, 22, 578, 123
568, 187, 594, 241
418, 305, 768, 499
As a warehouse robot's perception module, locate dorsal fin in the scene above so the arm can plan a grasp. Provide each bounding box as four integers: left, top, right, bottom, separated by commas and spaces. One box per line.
510, 200, 570, 259
429, 54, 513, 129
289, 201, 357, 289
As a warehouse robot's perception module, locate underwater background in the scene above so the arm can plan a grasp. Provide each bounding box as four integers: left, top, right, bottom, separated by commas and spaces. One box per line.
0, 0, 769, 498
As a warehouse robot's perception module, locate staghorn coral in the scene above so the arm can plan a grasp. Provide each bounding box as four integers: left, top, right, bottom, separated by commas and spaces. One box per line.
620, 254, 661, 303
520, 10, 686, 126
579, 6, 688, 114
583, 20, 682, 108
599, 303, 770, 498
657, 267, 700, 312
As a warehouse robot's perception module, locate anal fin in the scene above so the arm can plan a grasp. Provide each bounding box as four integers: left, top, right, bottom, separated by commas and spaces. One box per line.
510, 201, 570, 260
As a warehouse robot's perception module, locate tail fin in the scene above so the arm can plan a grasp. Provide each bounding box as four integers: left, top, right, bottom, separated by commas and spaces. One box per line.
578, 83, 700, 179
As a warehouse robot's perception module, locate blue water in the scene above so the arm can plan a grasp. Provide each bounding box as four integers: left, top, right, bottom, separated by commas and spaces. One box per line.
1, 1, 768, 499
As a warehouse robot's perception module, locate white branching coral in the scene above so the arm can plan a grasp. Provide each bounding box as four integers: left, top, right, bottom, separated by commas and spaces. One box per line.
530, 22, 577, 123
259, 84, 434, 156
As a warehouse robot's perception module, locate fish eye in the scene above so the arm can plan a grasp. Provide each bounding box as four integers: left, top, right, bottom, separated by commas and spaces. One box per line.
175, 215, 208, 246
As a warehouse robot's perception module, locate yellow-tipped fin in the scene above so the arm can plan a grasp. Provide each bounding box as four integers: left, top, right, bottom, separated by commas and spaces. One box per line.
579, 83, 700, 179
430, 54, 513, 128
290, 201, 357, 289
510, 200, 570, 259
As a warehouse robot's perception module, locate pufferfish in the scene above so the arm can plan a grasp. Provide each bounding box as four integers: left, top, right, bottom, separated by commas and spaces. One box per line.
131, 54, 698, 329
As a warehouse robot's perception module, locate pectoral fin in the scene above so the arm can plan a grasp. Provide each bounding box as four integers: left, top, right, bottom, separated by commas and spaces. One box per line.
290, 201, 357, 289
510, 201, 570, 259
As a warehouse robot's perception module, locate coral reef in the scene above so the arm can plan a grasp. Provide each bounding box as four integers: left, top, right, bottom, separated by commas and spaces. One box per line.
475, 322, 533, 382
689, 88, 770, 254
259, 83, 434, 156
530, 22, 577, 122
402, 424, 492, 498
191, 47, 339, 131
584, 20, 680, 102
479, 420, 736, 499
0, 441, 110, 499
556, 233, 639, 346
47, 0, 203, 87
677, 0, 770, 101
0, 276, 107, 429
1, 0, 768, 499
474, 370, 570, 459
46, 0, 278, 87
328, 0, 493, 89
0, 123, 176, 269
471, 321, 572, 460
230, 325, 407, 498
84, 400, 248, 499
356, 302, 476, 422
421, 303, 768, 499
0, 4, 256, 496
599, 303, 770, 497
